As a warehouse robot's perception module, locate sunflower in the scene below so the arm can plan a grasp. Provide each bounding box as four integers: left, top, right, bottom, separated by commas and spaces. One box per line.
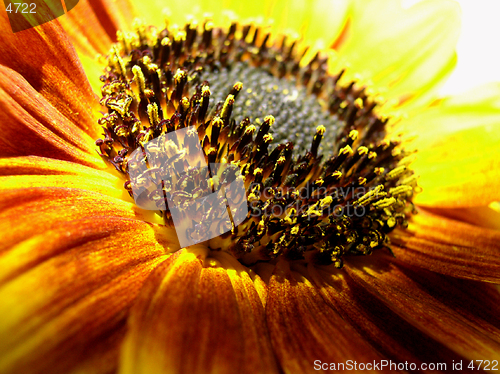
1, 0, 500, 373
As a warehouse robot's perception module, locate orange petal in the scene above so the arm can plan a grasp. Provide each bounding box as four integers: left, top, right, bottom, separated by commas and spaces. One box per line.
390, 209, 500, 283
60, 0, 137, 55
265, 261, 384, 373
69, 325, 127, 374
0, 66, 102, 166
0, 11, 98, 135
345, 255, 500, 361
308, 265, 464, 366
423, 205, 500, 231
59, 0, 114, 58
0, 184, 178, 281
83, 0, 137, 37
59, 0, 138, 93
0, 212, 171, 373
120, 248, 279, 374
394, 263, 500, 346
0, 156, 106, 176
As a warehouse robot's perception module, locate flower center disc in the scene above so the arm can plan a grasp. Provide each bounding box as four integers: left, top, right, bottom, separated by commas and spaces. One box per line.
194, 61, 343, 153
95, 19, 418, 268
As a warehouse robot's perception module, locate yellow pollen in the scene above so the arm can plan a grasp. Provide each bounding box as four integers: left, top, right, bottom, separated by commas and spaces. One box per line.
221, 95, 235, 119
372, 197, 397, 209
331, 171, 342, 179
174, 69, 187, 83
233, 82, 243, 91
111, 45, 127, 77
354, 97, 364, 109
174, 30, 186, 42
320, 196, 333, 208
386, 165, 407, 180
357, 146, 369, 155
264, 115, 275, 126
245, 125, 256, 135
201, 86, 211, 97
339, 145, 353, 156
389, 185, 413, 197
181, 97, 190, 111
212, 117, 223, 128
132, 65, 146, 96
316, 125, 326, 135
147, 103, 159, 126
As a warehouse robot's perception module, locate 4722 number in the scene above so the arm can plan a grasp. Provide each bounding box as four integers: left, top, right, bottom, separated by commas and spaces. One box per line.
5, 3, 36, 13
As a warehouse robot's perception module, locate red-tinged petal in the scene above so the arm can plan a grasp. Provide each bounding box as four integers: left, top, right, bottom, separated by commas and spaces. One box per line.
394, 264, 500, 345
0, 66, 102, 166
265, 261, 384, 374
120, 248, 278, 374
61, 0, 137, 54
214, 252, 279, 372
307, 265, 463, 369
345, 255, 500, 361
69, 325, 127, 374
390, 209, 500, 283
0, 11, 98, 135
59, 0, 114, 58
59, 0, 138, 93
0, 187, 177, 271
0, 215, 172, 374
83, 0, 137, 38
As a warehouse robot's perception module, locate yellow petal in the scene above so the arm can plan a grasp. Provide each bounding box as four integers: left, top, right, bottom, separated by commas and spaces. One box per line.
120, 249, 279, 374
335, 0, 460, 108
404, 83, 500, 207
0, 156, 130, 201
132, 0, 348, 50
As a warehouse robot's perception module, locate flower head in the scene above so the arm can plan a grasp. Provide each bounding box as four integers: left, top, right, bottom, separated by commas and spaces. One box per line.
1, 0, 500, 373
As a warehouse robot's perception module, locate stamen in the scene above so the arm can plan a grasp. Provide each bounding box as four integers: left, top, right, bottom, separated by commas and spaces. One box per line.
95, 19, 418, 268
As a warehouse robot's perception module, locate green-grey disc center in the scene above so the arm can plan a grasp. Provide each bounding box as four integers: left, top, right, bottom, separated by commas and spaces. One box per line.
197, 62, 342, 154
